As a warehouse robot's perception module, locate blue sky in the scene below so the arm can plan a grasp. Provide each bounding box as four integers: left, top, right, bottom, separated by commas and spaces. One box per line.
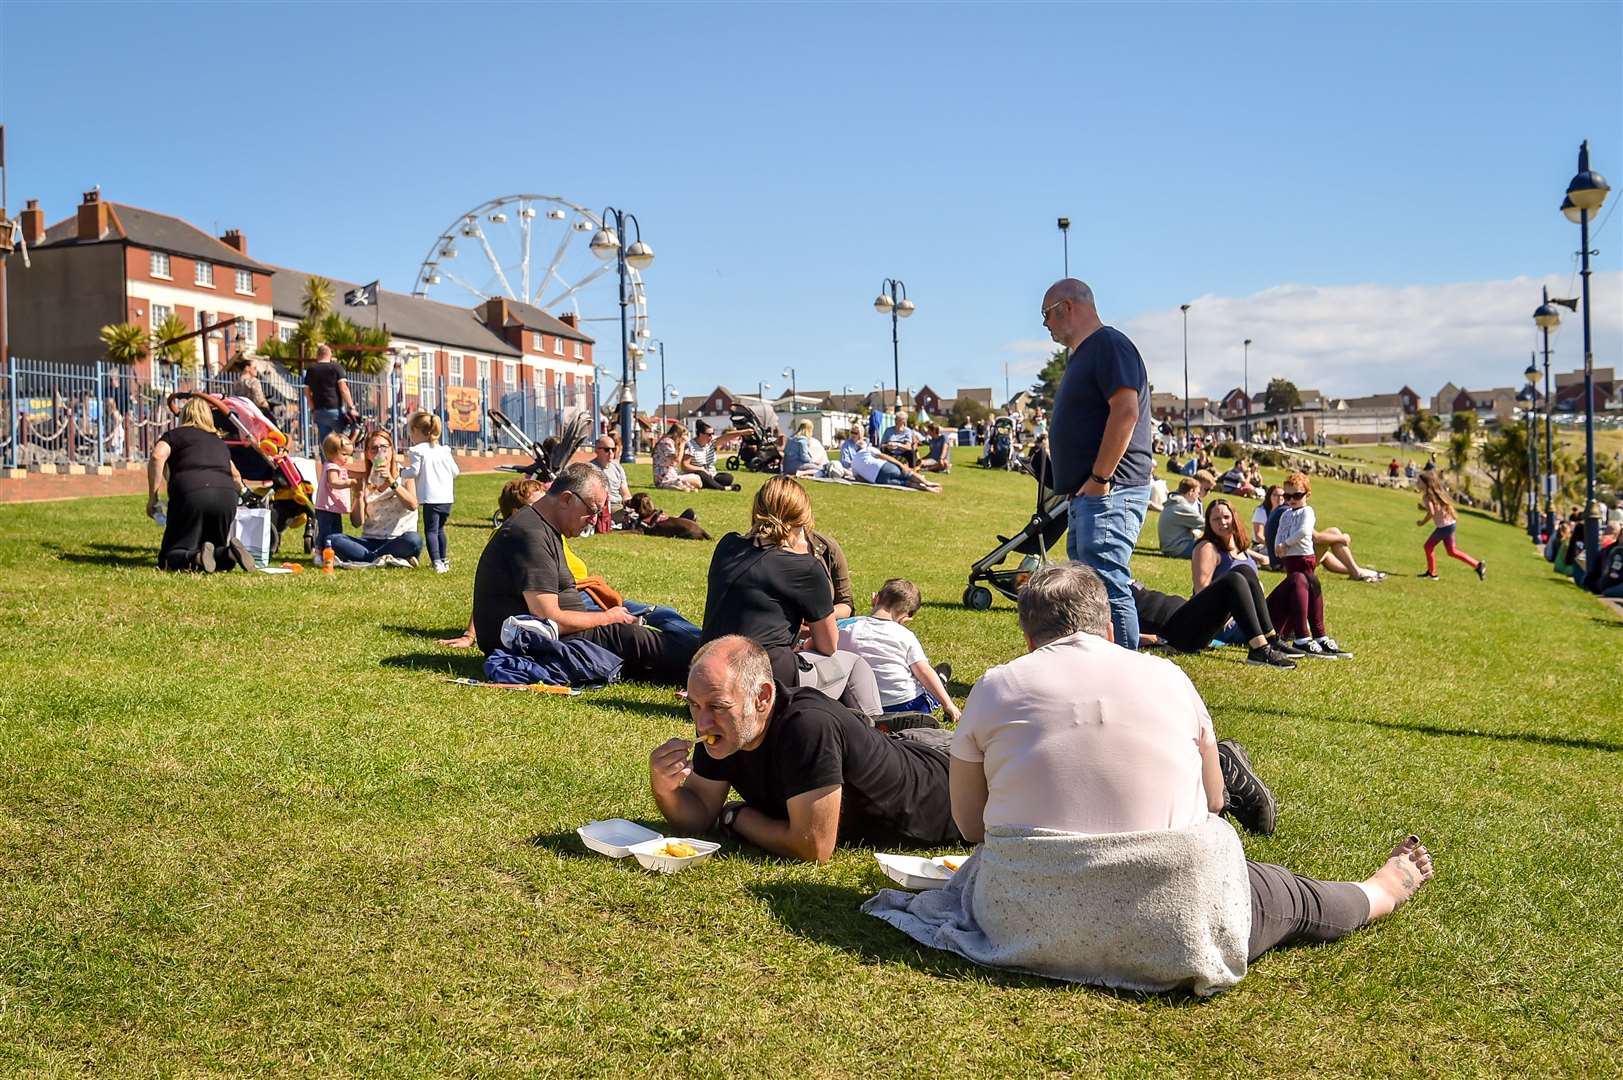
3, 1, 1619, 403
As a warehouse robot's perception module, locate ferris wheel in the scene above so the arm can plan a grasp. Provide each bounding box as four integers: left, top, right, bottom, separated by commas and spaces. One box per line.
411, 194, 649, 345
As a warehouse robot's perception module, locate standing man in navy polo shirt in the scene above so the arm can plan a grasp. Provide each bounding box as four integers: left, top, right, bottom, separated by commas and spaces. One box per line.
1042, 279, 1155, 649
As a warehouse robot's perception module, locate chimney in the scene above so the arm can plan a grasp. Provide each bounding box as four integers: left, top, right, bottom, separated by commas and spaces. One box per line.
20, 198, 44, 246
77, 189, 108, 241
558, 312, 578, 328
483, 296, 508, 329
220, 228, 247, 254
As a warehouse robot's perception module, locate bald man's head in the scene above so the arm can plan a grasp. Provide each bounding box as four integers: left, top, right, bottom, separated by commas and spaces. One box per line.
1042, 278, 1100, 349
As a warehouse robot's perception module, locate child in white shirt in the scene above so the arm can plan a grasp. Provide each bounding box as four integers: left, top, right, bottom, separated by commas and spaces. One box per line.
407, 410, 460, 573
837, 578, 960, 722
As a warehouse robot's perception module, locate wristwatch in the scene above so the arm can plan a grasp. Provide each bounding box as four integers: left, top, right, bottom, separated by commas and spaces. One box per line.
1090, 472, 1112, 487
720, 805, 742, 832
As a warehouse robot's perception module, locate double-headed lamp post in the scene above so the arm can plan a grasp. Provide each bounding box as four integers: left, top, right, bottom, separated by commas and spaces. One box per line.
781, 367, 797, 418
590, 207, 654, 463
1523, 355, 1541, 539
1559, 140, 1610, 562
646, 338, 667, 425
872, 279, 915, 413
1532, 286, 1577, 536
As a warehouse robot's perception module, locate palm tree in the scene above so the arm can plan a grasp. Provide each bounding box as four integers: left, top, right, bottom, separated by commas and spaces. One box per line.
151, 313, 198, 369
302, 275, 334, 320
99, 322, 149, 366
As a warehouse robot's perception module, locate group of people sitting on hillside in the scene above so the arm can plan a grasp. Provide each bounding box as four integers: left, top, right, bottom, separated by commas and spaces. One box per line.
1545, 498, 1623, 598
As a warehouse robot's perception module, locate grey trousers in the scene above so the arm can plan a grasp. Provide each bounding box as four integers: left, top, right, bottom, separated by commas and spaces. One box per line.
1247, 861, 1372, 962
796, 650, 883, 716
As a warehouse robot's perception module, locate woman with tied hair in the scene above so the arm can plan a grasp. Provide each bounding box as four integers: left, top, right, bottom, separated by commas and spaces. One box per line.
781, 419, 830, 478
331, 428, 423, 567
699, 476, 884, 717
653, 421, 704, 492
146, 397, 255, 572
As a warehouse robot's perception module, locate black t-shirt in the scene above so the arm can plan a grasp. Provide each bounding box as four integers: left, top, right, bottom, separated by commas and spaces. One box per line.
701, 532, 834, 683
1049, 325, 1153, 493
471, 504, 586, 653
304, 362, 346, 411
159, 426, 235, 496
692, 683, 959, 846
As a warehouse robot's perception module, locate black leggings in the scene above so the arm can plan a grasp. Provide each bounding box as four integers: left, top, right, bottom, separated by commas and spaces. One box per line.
421, 502, 451, 563
696, 471, 735, 490
1247, 861, 1371, 961
1161, 565, 1274, 652
158, 486, 237, 571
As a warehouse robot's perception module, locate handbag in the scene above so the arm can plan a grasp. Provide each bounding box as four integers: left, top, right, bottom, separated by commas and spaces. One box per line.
230, 506, 274, 565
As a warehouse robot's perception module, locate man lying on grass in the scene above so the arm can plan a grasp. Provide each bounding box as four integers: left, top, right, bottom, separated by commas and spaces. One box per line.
648, 634, 1279, 863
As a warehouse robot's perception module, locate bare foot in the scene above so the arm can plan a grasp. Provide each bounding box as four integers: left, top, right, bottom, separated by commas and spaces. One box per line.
1364, 835, 1435, 919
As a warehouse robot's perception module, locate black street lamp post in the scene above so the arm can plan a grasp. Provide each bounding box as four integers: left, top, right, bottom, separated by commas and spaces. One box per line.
781, 367, 797, 419
1242, 337, 1253, 444
1534, 286, 1580, 537
1057, 217, 1070, 276
590, 207, 654, 464
1559, 140, 1610, 562
1524, 354, 1541, 539
1180, 303, 1192, 447
872, 279, 915, 412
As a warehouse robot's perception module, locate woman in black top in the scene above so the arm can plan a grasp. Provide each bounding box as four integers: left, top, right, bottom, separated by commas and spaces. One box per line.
701, 476, 882, 715
147, 398, 251, 572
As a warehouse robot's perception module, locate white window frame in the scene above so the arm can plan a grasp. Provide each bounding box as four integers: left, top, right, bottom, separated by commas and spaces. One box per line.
278, 323, 296, 342
554, 336, 565, 356
448, 356, 464, 388
532, 331, 543, 351
151, 303, 173, 330
478, 357, 491, 388
150, 251, 171, 279
573, 340, 584, 359
234, 315, 255, 346
234, 269, 253, 295
418, 351, 438, 410
502, 359, 517, 388
194, 260, 214, 287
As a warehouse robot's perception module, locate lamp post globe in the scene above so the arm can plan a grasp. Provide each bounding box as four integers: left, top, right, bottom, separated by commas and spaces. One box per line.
1533, 300, 1562, 330
589, 227, 619, 260
873, 294, 894, 314
624, 241, 655, 269
895, 298, 916, 318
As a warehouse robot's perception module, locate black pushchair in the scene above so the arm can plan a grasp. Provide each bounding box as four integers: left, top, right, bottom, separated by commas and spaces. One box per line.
485, 406, 594, 524
979, 415, 1016, 469
962, 460, 1065, 610
723, 400, 782, 474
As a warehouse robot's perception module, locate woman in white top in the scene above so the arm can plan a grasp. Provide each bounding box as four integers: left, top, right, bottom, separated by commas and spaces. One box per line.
407, 411, 460, 573
331, 429, 422, 567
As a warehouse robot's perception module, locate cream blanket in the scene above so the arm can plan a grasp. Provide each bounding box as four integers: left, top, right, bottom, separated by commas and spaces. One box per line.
861, 816, 1252, 996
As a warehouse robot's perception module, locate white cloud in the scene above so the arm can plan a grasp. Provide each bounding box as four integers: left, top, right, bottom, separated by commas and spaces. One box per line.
1094, 272, 1623, 403
998, 337, 1061, 378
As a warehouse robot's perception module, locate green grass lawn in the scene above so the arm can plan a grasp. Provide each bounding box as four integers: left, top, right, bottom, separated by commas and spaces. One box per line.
2, 450, 1619, 1077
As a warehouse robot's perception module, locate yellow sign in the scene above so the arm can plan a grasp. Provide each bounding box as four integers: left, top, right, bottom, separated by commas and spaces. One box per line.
446, 386, 482, 432
403, 357, 420, 397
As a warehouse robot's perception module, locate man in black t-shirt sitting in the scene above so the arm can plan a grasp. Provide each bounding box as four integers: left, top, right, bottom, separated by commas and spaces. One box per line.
649, 636, 959, 863
470, 463, 695, 683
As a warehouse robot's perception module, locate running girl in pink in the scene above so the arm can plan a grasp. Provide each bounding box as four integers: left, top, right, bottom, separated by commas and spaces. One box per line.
1416, 470, 1484, 581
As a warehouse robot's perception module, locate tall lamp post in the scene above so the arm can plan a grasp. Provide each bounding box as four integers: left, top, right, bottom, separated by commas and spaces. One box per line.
1179, 303, 1192, 447
1057, 217, 1071, 276
1559, 139, 1610, 562
1242, 337, 1253, 443
1524, 355, 1542, 539
781, 367, 797, 419
872, 279, 915, 412
1532, 286, 1576, 536
646, 338, 667, 426
590, 206, 654, 464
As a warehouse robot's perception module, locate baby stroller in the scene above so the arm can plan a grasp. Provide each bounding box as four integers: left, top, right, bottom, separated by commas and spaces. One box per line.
166, 391, 317, 553
962, 468, 1067, 610
724, 400, 782, 474
486, 405, 595, 525
979, 416, 1016, 470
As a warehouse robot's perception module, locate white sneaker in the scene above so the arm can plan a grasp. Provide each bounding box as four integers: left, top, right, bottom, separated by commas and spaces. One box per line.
375, 554, 409, 569
433, 560, 450, 574
336, 558, 377, 570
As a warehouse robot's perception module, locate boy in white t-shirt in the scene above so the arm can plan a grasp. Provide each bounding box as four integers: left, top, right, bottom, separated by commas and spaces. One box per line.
837, 578, 960, 722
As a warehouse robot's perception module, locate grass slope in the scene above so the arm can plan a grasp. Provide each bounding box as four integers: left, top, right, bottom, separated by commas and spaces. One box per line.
1, 452, 1619, 1078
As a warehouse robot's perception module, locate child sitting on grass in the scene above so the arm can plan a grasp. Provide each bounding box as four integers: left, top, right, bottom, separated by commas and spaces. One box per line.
837, 578, 960, 722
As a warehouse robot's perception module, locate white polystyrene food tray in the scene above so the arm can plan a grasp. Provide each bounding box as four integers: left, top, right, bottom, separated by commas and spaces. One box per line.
627, 836, 720, 874
578, 818, 663, 858
875, 853, 962, 891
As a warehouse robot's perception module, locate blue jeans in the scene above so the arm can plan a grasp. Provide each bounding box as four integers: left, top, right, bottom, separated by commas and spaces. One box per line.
1066, 484, 1152, 649
314, 408, 345, 443
580, 594, 703, 653
329, 531, 423, 563
421, 502, 451, 563
872, 462, 907, 486
313, 510, 346, 555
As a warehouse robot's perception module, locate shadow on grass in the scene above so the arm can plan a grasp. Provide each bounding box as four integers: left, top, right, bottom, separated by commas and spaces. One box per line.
378, 652, 487, 678
1243, 705, 1622, 755
46, 541, 156, 569
590, 694, 687, 722
380, 623, 464, 641
747, 880, 1166, 998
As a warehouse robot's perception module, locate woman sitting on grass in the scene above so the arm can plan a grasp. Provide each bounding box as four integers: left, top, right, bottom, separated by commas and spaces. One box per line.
653, 422, 705, 492
331, 430, 422, 568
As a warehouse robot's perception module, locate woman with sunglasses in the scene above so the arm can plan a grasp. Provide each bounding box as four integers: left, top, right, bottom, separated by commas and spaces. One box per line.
330, 430, 423, 568
1265, 474, 1350, 658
